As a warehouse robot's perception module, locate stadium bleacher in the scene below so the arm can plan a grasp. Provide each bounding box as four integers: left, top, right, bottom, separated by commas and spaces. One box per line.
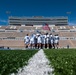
0, 25, 76, 49
0, 40, 25, 49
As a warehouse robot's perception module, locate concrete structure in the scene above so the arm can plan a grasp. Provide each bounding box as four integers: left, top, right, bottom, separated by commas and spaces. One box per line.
0, 25, 76, 48
9, 16, 68, 26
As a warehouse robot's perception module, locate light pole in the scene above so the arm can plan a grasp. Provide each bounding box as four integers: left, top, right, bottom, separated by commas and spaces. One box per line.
66, 12, 71, 25
6, 11, 11, 25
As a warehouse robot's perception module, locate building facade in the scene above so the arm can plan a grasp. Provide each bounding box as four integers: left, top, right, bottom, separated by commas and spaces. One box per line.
9, 16, 68, 26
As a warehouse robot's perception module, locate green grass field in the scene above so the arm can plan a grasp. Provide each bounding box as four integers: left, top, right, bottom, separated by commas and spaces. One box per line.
0, 50, 38, 75
0, 49, 76, 75
44, 49, 76, 75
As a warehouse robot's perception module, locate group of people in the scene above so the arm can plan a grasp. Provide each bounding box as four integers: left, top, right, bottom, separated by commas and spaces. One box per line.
24, 33, 59, 49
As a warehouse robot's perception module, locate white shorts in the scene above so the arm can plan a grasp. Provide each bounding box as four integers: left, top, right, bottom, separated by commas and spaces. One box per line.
54, 40, 59, 44
25, 41, 30, 44
42, 40, 45, 44
30, 41, 34, 44
46, 39, 49, 44
50, 40, 54, 44
37, 40, 42, 44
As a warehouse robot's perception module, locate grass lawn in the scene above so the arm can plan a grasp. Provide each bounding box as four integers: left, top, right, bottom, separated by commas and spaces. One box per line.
44, 49, 76, 75
0, 50, 38, 75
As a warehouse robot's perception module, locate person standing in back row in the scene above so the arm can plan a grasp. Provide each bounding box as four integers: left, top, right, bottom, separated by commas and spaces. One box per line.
30, 34, 35, 49
49, 33, 54, 49
37, 33, 42, 49
45, 33, 50, 49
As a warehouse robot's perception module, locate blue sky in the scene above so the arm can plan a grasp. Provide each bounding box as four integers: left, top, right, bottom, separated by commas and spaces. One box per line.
0, 0, 76, 25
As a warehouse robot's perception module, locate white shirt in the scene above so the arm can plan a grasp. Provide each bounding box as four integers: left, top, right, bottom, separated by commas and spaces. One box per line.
50, 35, 53, 40
54, 36, 59, 40
24, 36, 30, 42
37, 35, 42, 43
54, 35, 59, 43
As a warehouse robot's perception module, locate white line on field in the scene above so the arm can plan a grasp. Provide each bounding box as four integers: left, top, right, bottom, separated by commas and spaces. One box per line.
11, 49, 54, 75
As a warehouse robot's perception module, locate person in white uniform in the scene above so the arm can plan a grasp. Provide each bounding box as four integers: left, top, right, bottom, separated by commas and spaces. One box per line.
49, 33, 54, 49
30, 34, 35, 49
42, 33, 46, 49
45, 33, 50, 49
24, 34, 30, 48
37, 34, 42, 49
34, 34, 37, 48
54, 34, 59, 49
